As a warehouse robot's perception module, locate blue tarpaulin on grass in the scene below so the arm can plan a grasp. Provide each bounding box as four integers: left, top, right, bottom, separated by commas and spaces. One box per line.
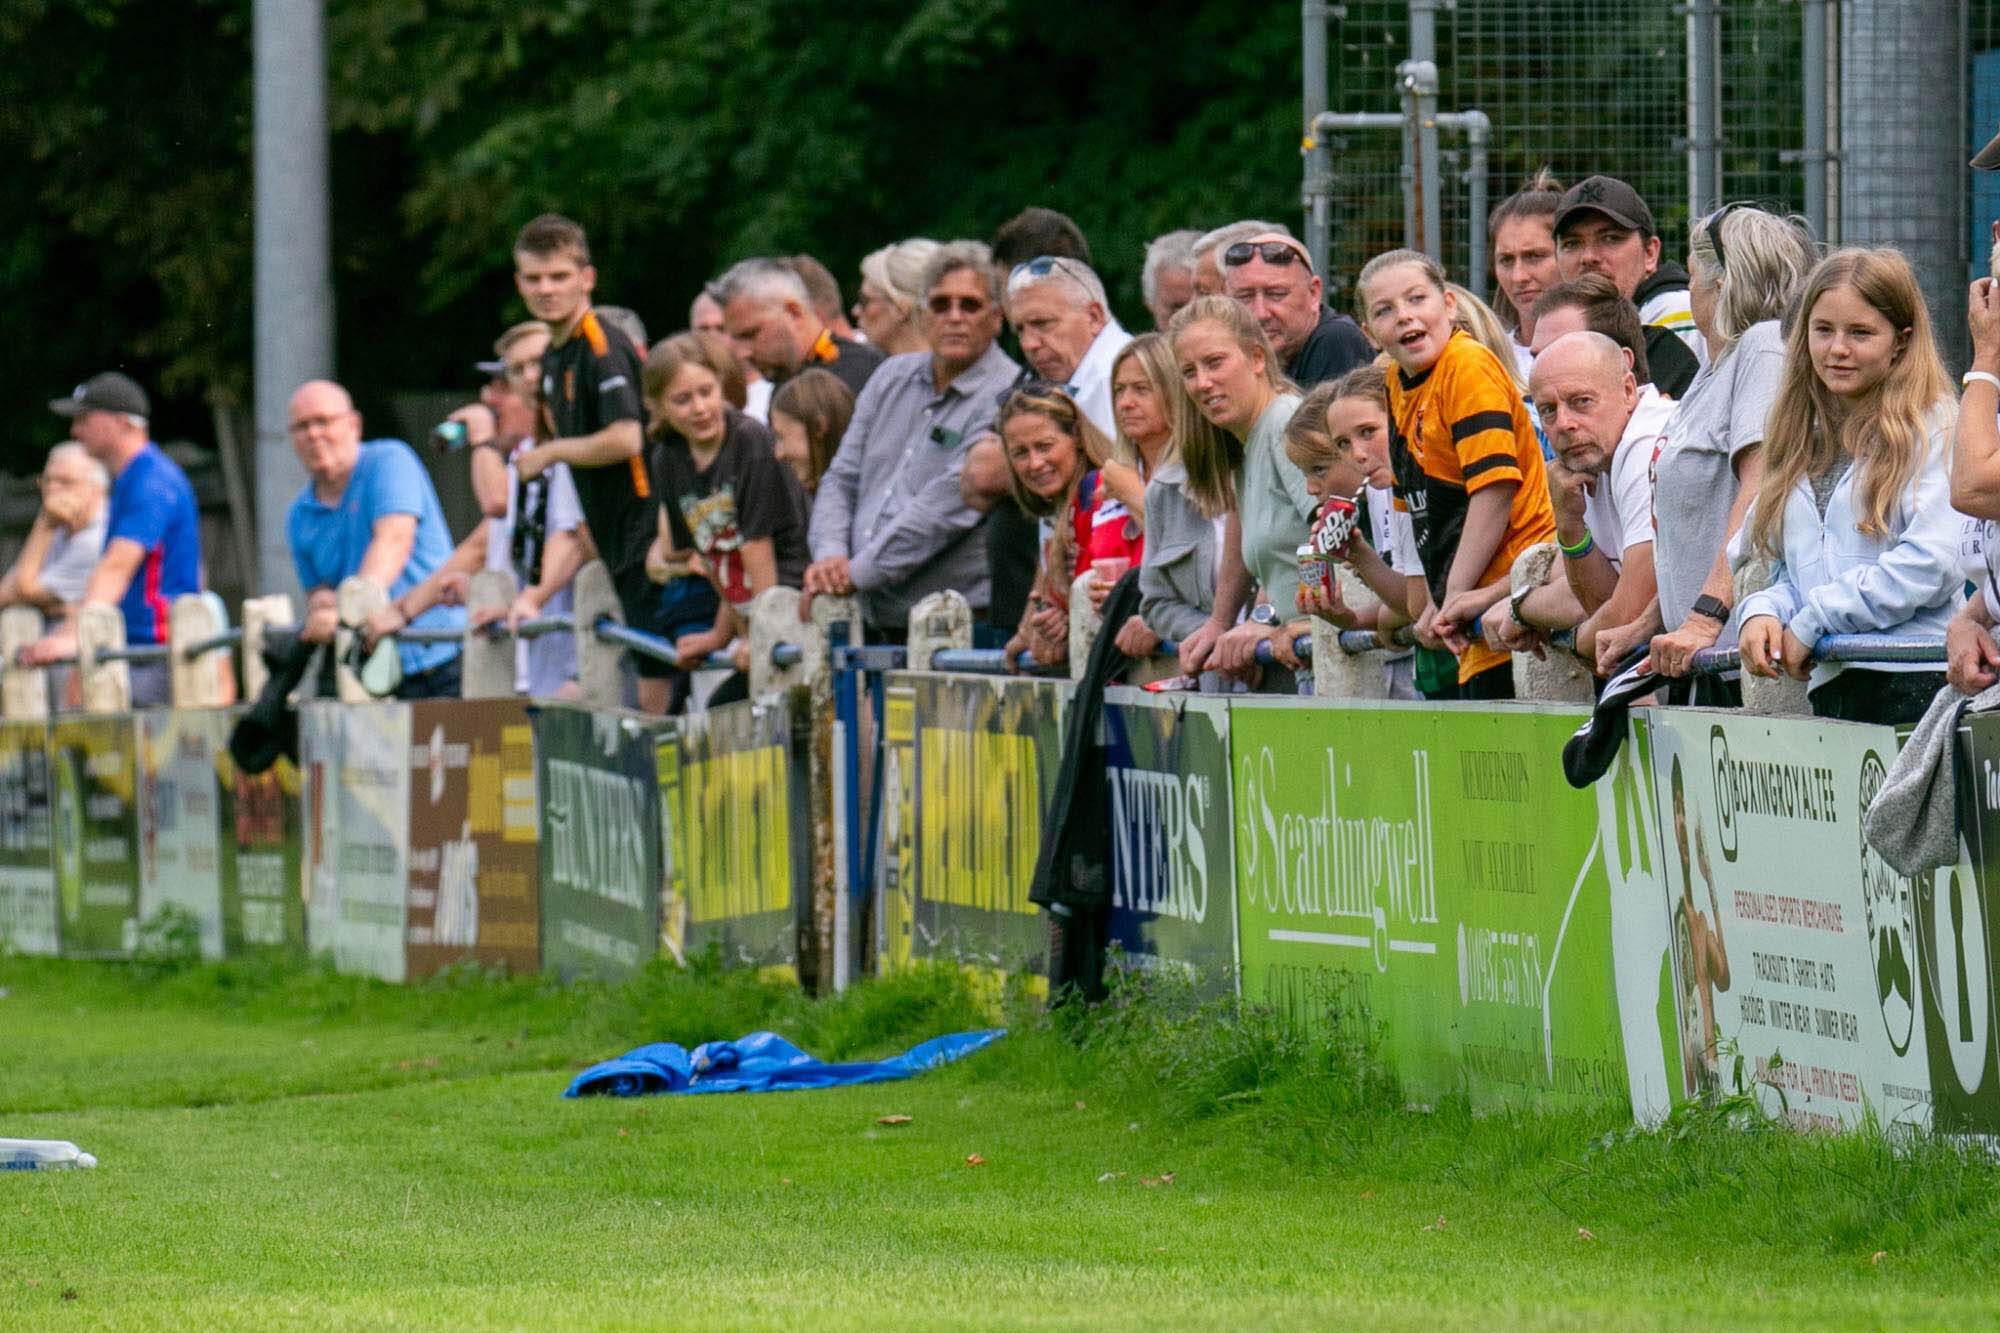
562, 1028, 1005, 1098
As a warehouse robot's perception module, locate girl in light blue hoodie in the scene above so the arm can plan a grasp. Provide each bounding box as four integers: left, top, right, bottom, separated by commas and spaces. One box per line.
1737, 247, 1961, 725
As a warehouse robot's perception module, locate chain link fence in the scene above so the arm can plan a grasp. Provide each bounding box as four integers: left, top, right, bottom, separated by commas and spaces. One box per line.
1313, 0, 1981, 365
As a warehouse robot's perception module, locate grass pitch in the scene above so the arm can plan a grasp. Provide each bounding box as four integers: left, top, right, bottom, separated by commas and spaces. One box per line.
3, 955, 1998, 1330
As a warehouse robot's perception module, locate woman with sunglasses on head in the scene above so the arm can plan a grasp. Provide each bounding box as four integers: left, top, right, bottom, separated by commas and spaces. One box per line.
1168, 295, 1311, 685
1613, 205, 1816, 695
1735, 248, 1961, 725
995, 385, 1139, 672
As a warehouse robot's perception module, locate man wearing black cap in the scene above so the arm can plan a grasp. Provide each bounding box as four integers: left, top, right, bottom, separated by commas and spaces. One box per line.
1552, 175, 1702, 397
20, 372, 202, 706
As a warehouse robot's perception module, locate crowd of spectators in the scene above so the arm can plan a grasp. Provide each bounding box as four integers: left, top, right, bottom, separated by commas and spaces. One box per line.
32, 160, 2000, 730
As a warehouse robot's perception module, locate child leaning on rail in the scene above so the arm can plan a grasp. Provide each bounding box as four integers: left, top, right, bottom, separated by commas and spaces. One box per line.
1735, 248, 1961, 726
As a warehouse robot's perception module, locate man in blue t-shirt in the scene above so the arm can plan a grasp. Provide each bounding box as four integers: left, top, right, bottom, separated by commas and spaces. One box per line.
23, 372, 203, 707
284, 380, 465, 698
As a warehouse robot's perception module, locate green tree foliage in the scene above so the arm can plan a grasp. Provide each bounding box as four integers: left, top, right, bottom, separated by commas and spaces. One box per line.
0, 0, 1306, 473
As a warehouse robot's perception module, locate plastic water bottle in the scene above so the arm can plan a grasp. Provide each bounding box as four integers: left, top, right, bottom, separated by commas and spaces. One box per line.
0, 1139, 97, 1171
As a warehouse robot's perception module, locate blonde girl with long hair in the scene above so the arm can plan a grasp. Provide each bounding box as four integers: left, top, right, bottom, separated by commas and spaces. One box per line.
1736, 247, 1961, 724
1168, 295, 1310, 682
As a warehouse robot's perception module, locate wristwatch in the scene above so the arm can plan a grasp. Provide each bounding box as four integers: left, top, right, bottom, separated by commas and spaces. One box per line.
1689, 594, 1732, 624
1249, 604, 1278, 626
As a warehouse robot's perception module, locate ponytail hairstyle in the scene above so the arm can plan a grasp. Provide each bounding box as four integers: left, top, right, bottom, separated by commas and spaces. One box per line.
1686, 205, 1818, 359
1750, 247, 1954, 558
1167, 294, 1294, 518
1485, 168, 1564, 326
996, 383, 1113, 519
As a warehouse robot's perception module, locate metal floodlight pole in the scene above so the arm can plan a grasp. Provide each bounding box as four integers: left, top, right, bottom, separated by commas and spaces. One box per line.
1406, 0, 1442, 263
1686, 0, 1722, 212
1302, 1, 1335, 284
252, 0, 329, 602
1801, 0, 1832, 240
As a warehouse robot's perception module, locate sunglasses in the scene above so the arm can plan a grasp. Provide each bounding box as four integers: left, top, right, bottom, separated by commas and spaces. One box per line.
928, 294, 987, 315
1702, 203, 1744, 272
1010, 255, 1086, 282
1224, 240, 1312, 271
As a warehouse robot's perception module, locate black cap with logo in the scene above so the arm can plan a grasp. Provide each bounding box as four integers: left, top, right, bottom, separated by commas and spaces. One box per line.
1553, 175, 1659, 240
49, 371, 150, 419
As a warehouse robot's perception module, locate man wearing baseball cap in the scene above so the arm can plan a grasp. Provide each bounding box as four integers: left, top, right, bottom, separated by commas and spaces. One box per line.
1552, 175, 1702, 397
20, 372, 202, 707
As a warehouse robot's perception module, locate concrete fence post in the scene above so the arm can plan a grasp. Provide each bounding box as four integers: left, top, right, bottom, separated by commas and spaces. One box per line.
905, 591, 969, 671
1735, 559, 1809, 716
748, 585, 812, 698
1067, 573, 1106, 679
0, 607, 48, 721
167, 592, 228, 709
1313, 565, 1389, 699
460, 568, 519, 700
76, 603, 130, 715
240, 595, 295, 702
1507, 543, 1594, 703
334, 576, 387, 703
570, 561, 626, 710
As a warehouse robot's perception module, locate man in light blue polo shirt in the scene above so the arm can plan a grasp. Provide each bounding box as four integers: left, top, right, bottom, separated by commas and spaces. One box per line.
284, 380, 464, 698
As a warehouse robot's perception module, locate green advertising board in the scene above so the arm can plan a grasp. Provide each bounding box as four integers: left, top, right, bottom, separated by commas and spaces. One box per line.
1230, 700, 1626, 1113
534, 704, 664, 981
671, 695, 804, 978
1103, 689, 1237, 996
0, 720, 56, 955
903, 673, 1065, 989
50, 715, 140, 959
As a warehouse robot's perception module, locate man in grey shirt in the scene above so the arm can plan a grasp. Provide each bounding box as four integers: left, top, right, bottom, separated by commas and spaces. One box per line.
0, 443, 109, 612
804, 241, 1020, 636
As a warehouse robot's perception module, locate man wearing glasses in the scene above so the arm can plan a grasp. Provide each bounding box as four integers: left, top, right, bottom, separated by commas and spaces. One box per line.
21, 373, 203, 707
1221, 232, 1371, 390
284, 379, 465, 699
804, 240, 1020, 639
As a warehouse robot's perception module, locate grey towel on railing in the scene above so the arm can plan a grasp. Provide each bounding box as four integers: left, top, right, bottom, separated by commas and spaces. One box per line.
1863, 681, 2000, 875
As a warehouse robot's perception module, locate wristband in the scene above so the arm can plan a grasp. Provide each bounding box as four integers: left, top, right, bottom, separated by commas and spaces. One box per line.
1964, 370, 2000, 393
1689, 594, 1732, 624
1558, 530, 1595, 558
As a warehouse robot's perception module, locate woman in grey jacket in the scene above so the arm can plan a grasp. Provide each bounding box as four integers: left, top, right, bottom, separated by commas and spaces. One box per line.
1738, 248, 1961, 724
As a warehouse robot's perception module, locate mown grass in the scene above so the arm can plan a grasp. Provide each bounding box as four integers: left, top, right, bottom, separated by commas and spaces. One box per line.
3, 953, 1998, 1329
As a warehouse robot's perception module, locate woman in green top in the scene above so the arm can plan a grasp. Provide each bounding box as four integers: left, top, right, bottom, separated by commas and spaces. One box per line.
1167, 296, 1309, 683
